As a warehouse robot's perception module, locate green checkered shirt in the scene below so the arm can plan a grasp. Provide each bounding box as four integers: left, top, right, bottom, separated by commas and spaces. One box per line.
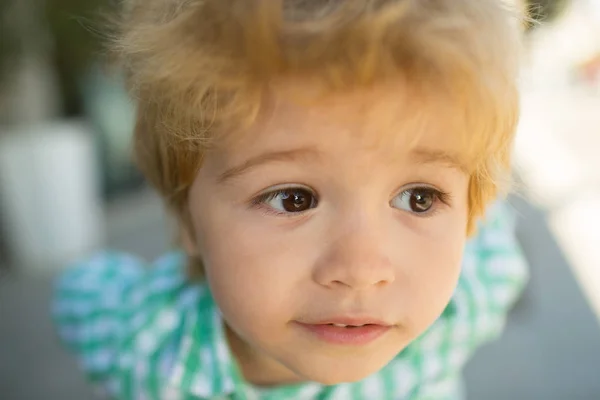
53, 202, 528, 399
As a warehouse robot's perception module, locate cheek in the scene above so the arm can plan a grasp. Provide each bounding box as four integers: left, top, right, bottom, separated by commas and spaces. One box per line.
399, 220, 465, 334
191, 198, 312, 337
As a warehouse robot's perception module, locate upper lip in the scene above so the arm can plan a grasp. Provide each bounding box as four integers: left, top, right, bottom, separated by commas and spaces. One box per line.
302, 316, 391, 326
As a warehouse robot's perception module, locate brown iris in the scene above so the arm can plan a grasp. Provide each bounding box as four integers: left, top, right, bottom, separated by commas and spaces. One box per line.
408, 189, 435, 213
279, 189, 315, 212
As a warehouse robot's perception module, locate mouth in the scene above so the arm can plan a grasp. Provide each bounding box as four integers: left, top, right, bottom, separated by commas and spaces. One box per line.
295, 318, 392, 346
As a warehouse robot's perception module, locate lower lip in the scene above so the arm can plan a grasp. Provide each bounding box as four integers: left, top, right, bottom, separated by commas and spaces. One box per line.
297, 323, 391, 345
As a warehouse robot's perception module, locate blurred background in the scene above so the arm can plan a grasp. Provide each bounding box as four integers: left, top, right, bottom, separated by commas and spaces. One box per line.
1, 0, 600, 399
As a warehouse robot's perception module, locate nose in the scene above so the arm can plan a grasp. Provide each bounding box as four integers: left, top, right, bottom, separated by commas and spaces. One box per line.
312, 222, 395, 291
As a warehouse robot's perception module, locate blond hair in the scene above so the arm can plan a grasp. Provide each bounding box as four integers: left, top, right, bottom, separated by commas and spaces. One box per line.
111, 0, 523, 270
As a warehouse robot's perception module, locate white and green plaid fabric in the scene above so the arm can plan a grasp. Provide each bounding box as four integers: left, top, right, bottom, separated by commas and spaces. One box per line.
53, 202, 528, 400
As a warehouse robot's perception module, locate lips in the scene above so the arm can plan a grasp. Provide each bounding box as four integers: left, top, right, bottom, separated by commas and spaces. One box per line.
295, 317, 392, 345
311, 317, 389, 327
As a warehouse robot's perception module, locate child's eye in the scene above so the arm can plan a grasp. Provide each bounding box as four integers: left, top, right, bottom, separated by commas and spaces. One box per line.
254, 187, 318, 214
391, 187, 448, 215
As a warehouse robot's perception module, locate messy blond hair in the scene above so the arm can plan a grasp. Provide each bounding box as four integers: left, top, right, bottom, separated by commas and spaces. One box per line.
112, 0, 522, 269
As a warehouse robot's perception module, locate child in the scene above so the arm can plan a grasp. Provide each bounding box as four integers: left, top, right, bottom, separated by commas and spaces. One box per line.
54, 1, 529, 399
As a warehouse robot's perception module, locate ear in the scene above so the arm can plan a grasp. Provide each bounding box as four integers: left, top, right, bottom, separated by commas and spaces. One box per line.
179, 221, 201, 258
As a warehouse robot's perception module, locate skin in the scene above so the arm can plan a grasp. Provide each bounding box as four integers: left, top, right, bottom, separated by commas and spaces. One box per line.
183, 79, 471, 386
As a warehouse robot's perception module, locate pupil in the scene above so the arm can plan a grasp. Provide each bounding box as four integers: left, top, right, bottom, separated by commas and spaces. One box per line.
410, 190, 433, 212
282, 190, 311, 212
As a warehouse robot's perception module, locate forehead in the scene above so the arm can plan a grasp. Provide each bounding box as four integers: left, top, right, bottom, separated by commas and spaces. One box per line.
217, 78, 472, 168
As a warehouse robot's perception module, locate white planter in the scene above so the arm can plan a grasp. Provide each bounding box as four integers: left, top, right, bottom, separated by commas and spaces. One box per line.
0, 120, 105, 273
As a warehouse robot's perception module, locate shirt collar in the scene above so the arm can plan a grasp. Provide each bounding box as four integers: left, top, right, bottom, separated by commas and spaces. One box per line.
168, 284, 242, 398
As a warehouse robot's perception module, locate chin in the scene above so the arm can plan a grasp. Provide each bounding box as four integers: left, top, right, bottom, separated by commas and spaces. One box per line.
278, 339, 406, 385
295, 361, 384, 385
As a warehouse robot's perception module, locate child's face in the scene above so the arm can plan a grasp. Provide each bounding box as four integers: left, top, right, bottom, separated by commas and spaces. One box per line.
186, 80, 470, 385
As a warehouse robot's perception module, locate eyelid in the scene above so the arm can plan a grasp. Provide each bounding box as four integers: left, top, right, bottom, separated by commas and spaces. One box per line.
397, 182, 441, 191
251, 183, 317, 201
392, 183, 446, 200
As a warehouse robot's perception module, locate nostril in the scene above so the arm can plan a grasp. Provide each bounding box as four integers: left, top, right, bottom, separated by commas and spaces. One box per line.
330, 280, 350, 288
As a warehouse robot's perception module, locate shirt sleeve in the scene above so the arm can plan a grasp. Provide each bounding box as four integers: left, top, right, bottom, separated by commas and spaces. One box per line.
52, 251, 187, 396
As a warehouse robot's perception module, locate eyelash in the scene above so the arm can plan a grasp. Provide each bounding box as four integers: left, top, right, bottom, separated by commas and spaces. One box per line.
250, 185, 451, 217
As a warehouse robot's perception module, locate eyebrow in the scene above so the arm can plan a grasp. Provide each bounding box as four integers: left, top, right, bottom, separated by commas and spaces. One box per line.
216, 147, 321, 184
217, 145, 466, 184
409, 148, 469, 173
